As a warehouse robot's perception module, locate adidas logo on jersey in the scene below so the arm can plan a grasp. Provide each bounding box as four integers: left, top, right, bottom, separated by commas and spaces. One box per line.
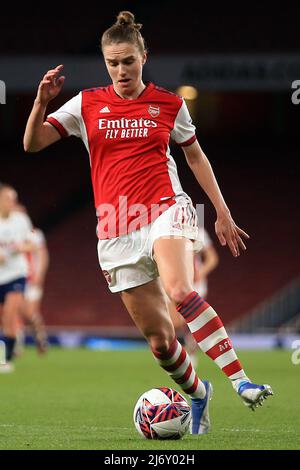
100, 106, 111, 113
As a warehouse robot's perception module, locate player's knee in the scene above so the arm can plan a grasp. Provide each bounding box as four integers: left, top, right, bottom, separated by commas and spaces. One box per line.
148, 334, 174, 355
165, 284, 192, 305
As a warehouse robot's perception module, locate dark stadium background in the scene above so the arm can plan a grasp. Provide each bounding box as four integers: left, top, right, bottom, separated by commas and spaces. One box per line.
1, 3, 299, 334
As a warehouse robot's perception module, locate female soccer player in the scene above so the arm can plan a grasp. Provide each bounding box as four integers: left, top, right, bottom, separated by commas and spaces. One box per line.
0, 184, 33, 372
23, 11, 273, 433
23, 227, 49, 353
13, 205, 49, 355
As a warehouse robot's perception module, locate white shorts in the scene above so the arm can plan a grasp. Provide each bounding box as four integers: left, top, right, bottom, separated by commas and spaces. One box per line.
24, 284, 43, 302
97, 196, 204, 293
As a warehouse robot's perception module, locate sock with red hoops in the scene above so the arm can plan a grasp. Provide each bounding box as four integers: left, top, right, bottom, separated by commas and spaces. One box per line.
151, 337, 206, 399
176, 292, 250, 391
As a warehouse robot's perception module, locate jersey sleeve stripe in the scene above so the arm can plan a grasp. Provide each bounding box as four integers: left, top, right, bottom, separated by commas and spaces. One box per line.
176, 135, 197, 147
46, 117, 69, 138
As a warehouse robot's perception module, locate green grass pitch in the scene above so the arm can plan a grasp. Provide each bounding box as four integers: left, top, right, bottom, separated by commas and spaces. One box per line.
0, 347, 299, 450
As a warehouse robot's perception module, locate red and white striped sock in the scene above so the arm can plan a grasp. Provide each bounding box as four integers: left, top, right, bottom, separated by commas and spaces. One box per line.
151, 337, 206, 399
177, 292, 249, 385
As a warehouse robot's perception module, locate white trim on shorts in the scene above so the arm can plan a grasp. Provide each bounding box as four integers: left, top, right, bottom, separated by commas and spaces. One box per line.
97, 195, 204, 293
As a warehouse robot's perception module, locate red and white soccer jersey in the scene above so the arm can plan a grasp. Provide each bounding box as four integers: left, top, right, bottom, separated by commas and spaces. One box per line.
46, 82, 197, 239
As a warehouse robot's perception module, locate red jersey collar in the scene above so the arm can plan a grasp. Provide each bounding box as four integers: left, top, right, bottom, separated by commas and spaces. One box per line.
108, 82, 155, 102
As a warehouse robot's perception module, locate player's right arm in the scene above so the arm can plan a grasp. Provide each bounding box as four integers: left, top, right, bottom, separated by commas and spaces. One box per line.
23, 65, 65, 152
32, 242, 50, 287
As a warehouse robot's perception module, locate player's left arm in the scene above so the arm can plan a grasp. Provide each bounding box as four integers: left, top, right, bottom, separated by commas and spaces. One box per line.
32, 244, 50, 286
183, 140, 250, 257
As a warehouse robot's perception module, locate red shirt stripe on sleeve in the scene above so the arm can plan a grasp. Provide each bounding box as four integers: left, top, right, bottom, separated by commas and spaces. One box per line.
46, 117, 69, 138
176, 134, 197, 147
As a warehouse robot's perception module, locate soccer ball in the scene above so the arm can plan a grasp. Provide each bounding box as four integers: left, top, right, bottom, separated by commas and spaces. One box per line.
133, 387, 191, 439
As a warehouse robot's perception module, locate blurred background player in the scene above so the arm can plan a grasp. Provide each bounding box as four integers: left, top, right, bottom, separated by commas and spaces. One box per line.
168, 227, 219, 367
0, 183, 33, 372
23, 227, 49, 353
13, 204, 49, 355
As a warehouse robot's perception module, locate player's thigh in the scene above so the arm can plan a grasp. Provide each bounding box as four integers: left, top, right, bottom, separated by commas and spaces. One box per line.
2, 292, 24, 332
2, 292, 24, 316
120, 278, 175, 341
153, 237, 194, 293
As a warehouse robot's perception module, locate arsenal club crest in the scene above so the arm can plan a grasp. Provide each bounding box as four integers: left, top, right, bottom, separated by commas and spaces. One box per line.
148, 105, 160, 117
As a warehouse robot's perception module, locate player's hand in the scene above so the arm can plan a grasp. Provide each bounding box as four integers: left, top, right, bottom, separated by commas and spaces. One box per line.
215, 211, 250, 257
36, 64, 65, 106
